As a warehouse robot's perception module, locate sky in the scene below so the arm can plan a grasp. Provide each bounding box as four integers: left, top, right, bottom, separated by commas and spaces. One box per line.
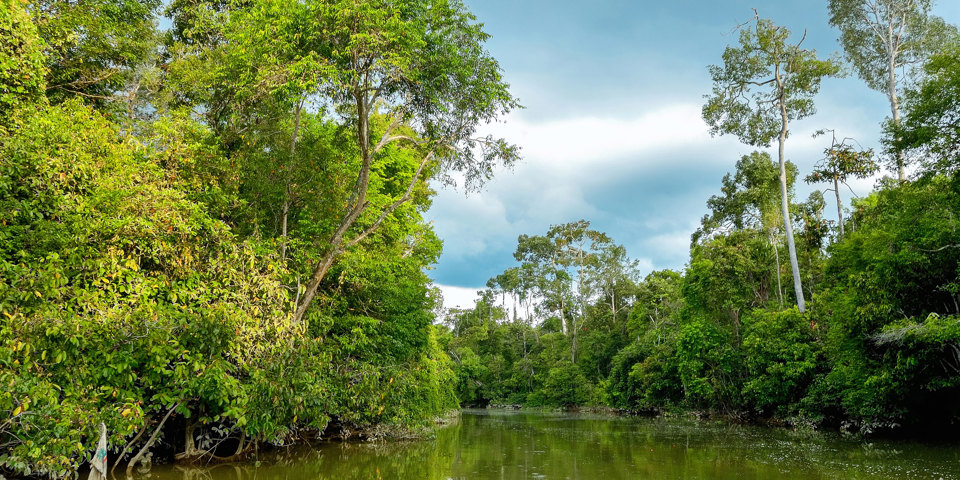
426, 0, 960, 309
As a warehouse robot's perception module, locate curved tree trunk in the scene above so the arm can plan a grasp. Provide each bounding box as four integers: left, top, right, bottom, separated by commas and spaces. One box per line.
778, 100, 806, 313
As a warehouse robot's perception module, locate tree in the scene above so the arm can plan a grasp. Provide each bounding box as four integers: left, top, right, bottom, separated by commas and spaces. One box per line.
694, 151, 796, 307
628, 270, 683, 342
546, 220, 613, 362
514, 232, 572, 334
703, 15, 842, 313
887, 48, 960, 175
28, 0, 163, 109
828, 0, 959, 180
805, 131, 878, 237
591, 243, 640, 330
203, 0, 520, 326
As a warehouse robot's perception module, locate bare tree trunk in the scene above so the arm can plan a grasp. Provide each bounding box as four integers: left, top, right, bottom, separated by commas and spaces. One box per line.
886, 20, 906, 182
610, 289, 616, 324
281, 200, 290, 261
551, 255, 567, 335
772, 63, 807, 312
111, 424, 148, 475
559, 296, 567, 335
570, 331, 577, 364
571, 248, 585, 364
293, 93, 372, 325
778, 99, 806, 313
834, 174, 844, 237
127, 402, 179, 475
294, 245, 345, 324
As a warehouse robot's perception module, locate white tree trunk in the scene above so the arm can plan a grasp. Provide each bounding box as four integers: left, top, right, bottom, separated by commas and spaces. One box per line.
778, 103, 806, 313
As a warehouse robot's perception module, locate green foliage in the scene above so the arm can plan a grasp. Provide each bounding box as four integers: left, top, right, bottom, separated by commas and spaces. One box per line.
529, 363, 591, 407
0, 68, 460, 480
675, 320, 739, 409
741, 309, 820, 416
808, 173, 960, 430
0, 0, 46, 121
703, 18, 842, 148
5, 1, 960, 475
0, 100, 289, 476
694, 151, 795, 242
806, 137, 878, 186
627, 270, 683, 340
889, 48, 960, 175
685, 231, 780, 324
30, 0, 163, 107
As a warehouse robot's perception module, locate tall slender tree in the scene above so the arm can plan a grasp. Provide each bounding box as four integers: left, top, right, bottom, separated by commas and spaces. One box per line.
828, 0, 959, 181
703, 15, 842, 313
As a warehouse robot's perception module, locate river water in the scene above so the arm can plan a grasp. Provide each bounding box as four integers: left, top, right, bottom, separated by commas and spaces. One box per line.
141, 409, 960, 479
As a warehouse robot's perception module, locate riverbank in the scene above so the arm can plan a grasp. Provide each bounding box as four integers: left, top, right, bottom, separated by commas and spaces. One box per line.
480, 404, 948, 440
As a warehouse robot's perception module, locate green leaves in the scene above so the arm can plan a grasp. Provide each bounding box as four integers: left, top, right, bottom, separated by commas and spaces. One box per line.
888, 48, 960, 175
30, 0, 163, 108
0, 0, 46, 121
703, 18, 842, 147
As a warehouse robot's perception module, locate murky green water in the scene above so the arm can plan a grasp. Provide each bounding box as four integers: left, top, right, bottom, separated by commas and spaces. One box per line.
141, 409, 960, 480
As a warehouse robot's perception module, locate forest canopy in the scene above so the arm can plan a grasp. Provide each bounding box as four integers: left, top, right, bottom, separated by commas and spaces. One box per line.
2, 0, 960, 478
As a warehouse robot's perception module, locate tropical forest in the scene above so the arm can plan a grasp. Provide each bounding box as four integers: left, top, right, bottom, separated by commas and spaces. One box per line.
2, 0, 960, 478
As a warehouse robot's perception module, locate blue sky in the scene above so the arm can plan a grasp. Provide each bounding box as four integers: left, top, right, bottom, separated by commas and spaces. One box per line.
426, 0, 960, 308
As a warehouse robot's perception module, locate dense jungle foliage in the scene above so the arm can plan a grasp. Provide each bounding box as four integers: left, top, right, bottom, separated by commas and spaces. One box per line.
440, 22, 960, 437
0, 0, 515, 476
2, 0, 960, 477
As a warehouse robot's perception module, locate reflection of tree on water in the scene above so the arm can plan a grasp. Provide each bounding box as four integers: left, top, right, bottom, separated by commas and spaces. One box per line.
141, 411, 960, 480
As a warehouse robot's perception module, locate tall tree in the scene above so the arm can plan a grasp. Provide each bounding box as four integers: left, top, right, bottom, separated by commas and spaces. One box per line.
887, 48, 960, 175
204, 0, 520, 325
547, 220, 612, 363
703, 16, 841, 313
592, 243, 639, 330
828, 0, 959, 181
514, 232, 572, 335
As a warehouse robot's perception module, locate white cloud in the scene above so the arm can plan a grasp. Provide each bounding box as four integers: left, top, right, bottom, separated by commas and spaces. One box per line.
429, 104, 741, 263
482, 103, 713, 171
644, 230, 695, 265
635, 257, 656, 276
436, 284, 483, 310
427, 97, 887, 287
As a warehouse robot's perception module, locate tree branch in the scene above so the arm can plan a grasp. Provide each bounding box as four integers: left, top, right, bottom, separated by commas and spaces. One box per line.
126, 402, 180, 475
347, 149, 437, 248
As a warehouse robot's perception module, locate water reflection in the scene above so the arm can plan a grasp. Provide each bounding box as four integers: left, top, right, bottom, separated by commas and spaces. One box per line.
138, 410, 960, 480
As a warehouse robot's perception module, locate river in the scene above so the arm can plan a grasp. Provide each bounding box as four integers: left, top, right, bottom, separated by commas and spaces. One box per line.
140, 409, 960, 479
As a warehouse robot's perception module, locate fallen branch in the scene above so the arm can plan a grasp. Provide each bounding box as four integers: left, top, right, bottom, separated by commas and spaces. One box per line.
126, 401, 180, 475
110, 423, 149, 475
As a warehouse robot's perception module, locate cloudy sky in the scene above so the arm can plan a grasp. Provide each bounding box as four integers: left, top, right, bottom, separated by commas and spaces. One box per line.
427, 0, 960, 309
